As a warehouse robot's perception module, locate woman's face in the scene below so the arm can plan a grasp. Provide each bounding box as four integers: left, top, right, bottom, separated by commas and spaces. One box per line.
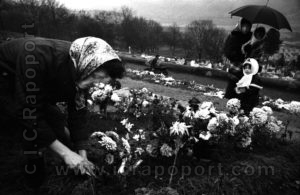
78, 70, 111, 89
241, 24, 251, 34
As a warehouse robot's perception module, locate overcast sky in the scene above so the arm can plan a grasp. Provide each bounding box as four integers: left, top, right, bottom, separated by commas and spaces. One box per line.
57, 0, 300, 30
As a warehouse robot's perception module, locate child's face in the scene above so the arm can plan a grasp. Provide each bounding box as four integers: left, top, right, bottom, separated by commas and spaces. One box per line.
243, 64, 252, 75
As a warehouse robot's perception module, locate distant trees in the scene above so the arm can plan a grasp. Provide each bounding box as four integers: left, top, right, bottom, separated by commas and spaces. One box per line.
184, 20, 226, 61
120, 7, 163, 52
163, 23, 181, 56
0, 0, 227, 60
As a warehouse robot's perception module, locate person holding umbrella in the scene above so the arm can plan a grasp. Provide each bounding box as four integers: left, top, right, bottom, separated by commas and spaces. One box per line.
223, 18, 253, 99
224, 2, 292, 100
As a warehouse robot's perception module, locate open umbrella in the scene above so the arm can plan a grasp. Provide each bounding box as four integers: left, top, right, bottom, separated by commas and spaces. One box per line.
229, 5, 292, 31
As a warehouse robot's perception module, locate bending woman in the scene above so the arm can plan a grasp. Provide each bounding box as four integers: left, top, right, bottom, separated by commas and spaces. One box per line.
0, 36, 125, 186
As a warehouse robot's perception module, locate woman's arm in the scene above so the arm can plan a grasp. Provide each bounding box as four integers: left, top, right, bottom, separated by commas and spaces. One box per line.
49, 139, 86, 168
67, 102, 89, 152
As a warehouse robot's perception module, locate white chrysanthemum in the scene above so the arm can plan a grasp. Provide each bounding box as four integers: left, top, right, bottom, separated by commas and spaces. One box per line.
121, 137, 131, 154
125, 123, 134, 132
141, 88, 148, 93
91, 131, 106, 138
142, 100, 150, 107
239, 116, 249, 123
170, 121, 191, 136
276, 120, 283, 126
135, 147, 145, 155
160, 143, 173, 157
250, 108, 268, 125
194, 109, 211, 119
266, 122, 281, 133
200, 102, 214, 110
217, 113, 229, 124
120, 118, 129, 126
241, 137, 252, 148
95, 82, 105, 89
199, 131, 212, 140
98, 136, 117, 151
132, 134, 140, 141
91, 90, 106, 101
231, 116, 240, 127
275, 98, 284, 105
146, 144, 155, 155
207, 117, 218, 131
111, 93, 121, 102
105, 131, 120, 141
288, 101, 300, 114
261, 106, 273, 115
226, 98, 241, 113
104, 84, 113, 93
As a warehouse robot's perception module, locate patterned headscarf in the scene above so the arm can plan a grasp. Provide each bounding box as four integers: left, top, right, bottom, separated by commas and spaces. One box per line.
69, 37, 121, 110
70, 36, 120, 82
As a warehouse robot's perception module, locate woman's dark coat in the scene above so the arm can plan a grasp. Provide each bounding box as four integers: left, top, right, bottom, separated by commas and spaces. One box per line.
224, 29, 252, 64
0, 37, 88, 150
223, 28, 252, 99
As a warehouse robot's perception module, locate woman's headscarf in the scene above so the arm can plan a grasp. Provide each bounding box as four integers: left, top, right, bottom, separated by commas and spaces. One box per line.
236, 58, 259, 88
234, 18, 252, 32
69, 37, 121, 110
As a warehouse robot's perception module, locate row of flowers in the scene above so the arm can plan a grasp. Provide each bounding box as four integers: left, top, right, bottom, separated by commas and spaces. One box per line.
126, 68, 225, 99
125, 68, 300, 115
87, 85, 286, 176
262, 98, 300, 115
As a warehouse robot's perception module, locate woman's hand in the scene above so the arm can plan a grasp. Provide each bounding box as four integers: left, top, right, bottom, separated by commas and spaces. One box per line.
50, 140, 95, 176
63, 151, 96, 176
63, 150, 85, 168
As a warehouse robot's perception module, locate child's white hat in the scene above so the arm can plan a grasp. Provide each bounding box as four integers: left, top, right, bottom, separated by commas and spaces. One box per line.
243, 58, 259, 75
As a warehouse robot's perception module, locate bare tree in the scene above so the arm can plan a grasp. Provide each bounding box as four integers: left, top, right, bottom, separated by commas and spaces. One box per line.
164, 23, 181, 56
185, 20, 226, 61
181, 31, 195, 58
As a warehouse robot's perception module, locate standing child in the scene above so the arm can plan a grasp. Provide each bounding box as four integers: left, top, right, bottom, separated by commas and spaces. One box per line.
235, 58, 263, 114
